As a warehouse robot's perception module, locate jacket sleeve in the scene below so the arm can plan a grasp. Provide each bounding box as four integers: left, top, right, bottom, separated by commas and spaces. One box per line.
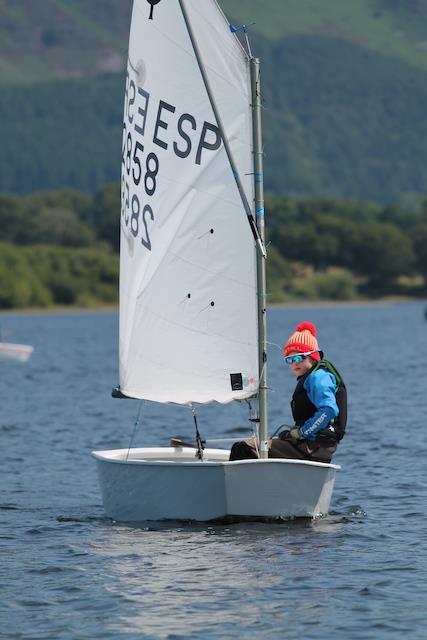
299, 369, 339, 440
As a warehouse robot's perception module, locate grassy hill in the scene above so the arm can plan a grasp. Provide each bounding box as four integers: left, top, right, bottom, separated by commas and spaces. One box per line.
259, 34, 427, 201
225, 0, 427, 71
1, 0, 427, 203
2, 0, 427, 85
0, 0, 132, 85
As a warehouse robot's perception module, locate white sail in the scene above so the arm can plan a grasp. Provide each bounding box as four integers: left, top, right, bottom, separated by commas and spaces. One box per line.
119, 0, 258, 404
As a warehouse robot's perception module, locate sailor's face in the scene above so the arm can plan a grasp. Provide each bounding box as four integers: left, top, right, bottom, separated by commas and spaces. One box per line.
287, 354, 314, 377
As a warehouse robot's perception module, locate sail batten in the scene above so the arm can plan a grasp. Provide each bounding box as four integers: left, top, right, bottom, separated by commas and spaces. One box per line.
119, 0, 258, 404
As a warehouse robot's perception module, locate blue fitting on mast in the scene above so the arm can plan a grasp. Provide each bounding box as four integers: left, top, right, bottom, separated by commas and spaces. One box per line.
229, 22, 256, 33
229, 22, 256, 59
256, 208, 265, 218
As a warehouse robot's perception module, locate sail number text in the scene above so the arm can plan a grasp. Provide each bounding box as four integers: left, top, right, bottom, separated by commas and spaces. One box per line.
121, 125, 159, 250
121, 71, 221, 252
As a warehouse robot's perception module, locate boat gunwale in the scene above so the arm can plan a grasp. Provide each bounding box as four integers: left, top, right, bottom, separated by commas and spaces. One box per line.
91, 448, 340, 470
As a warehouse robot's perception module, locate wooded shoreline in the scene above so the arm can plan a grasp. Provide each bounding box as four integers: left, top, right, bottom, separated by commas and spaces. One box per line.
1, 188, 427, 310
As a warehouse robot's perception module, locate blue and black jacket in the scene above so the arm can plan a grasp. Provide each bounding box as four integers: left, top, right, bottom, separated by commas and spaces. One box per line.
291, 359, 347, 443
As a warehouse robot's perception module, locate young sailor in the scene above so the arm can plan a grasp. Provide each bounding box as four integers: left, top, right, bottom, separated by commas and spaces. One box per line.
229, 321, 347, 463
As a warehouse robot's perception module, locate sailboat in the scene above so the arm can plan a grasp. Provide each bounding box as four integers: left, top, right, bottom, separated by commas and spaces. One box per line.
0, 343, 33, 363
0, 329, 33, 363
92, 0, 340, 522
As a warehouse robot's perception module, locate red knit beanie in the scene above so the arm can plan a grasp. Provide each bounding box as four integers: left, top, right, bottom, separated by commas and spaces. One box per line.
283, 321, 321, 362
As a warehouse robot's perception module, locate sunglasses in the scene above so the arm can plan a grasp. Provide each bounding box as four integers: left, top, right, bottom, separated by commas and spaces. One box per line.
284, 351, 316, 365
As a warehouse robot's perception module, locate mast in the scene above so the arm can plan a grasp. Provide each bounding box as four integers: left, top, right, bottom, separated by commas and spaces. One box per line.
250, 57, 269, 458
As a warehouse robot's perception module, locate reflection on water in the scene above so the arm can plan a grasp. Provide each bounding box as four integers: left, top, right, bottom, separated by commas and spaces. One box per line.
89, 514, 353, 638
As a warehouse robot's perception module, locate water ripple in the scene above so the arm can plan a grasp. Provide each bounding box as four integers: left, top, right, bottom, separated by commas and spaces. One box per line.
1, 306, 427, 639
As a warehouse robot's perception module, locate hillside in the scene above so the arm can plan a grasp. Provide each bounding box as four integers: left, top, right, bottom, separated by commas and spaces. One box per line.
2, 0, 427, 85
259, 34, 427, 201
1, 0, 427, 202
226, 0, 427, 71
0, 0, 132, 84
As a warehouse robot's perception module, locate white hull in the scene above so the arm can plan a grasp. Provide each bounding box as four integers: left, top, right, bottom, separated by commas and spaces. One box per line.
0, 343, 33, 363
92, 447, 340, 522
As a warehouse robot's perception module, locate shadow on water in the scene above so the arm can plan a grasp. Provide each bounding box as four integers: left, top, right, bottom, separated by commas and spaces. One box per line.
55, 504, 367, 536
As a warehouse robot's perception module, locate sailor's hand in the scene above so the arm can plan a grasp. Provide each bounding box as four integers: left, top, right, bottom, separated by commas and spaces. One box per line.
278, 427, 303, 441
288, 426, 303, 441
316, 425, 338, 444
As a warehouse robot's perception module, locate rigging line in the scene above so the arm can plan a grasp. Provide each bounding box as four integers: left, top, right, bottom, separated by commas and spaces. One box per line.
126, 400, 144, 461
190, 405, 205, 461
243, 27, 253, 59
258, 360, 268, 391
245, 398, 260, 458
245, 397, 257, 426
271, 422, 294, 438
253, 422, 260, 458
266, 341, 283, 351
229, 22, 256, 59
205, 437, 245, 444
178, 0, 266, 259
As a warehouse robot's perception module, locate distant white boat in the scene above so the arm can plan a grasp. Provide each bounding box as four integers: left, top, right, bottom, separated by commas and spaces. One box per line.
92, 0, 340, 523
0, 342, 34, 363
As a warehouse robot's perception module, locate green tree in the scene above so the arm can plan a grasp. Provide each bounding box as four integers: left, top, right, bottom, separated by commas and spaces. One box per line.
266, 245, 293, 302
349, 223, 415, 292
0, 194, 26, 243
0, 243, 51, 308
411, 222, 427, 286
30, 207, 94, 247
90, 182, 120, 251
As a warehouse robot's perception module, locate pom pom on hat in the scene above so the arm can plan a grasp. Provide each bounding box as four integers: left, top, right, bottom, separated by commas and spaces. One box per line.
295, 321, 317, 336
283, 321, 321, 361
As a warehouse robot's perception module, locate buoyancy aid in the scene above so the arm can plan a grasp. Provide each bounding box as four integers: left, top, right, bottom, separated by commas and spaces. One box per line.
291, 359, 347, 441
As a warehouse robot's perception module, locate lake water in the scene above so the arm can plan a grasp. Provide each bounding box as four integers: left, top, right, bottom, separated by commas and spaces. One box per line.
1, 302, 427, 639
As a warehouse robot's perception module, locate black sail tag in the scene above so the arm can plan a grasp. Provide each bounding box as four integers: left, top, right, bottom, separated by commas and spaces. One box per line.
230, 373, 243, 391
147, 0, 161, 20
